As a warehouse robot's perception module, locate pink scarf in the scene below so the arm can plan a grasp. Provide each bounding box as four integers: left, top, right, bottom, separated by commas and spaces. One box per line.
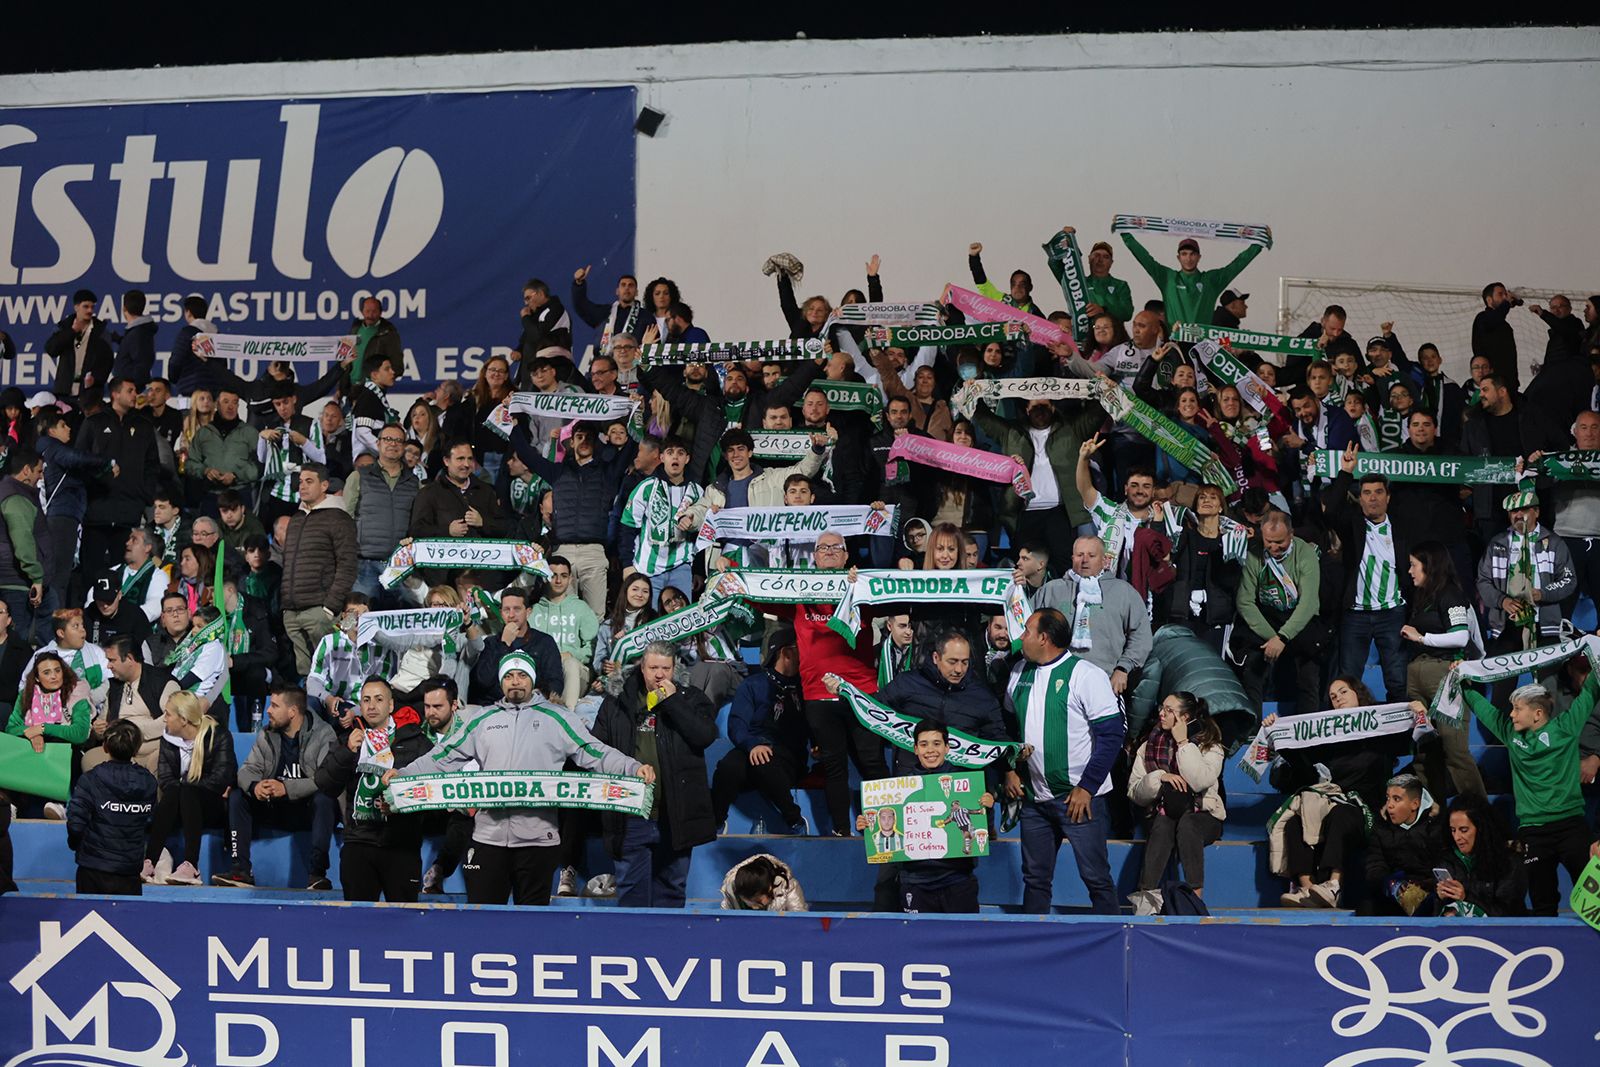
25, 688, 65, 727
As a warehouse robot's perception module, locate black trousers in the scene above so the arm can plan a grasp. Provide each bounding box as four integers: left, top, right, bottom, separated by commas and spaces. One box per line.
424, 811, 475, 878
711, 744, 804, 827
1015, 507, 1078, 576
463, 842, 560, 906
556, 809, 599, 871
341, 842, 422, 903
77, 524, 130, 605
0, 795, 15, 894
145, 782, 227, 867
903, 877, 980, 914
77, 866, 141, 896
1282, 802, 1366, 884
1520, 815, 1591, 917
803, 699, 888, 834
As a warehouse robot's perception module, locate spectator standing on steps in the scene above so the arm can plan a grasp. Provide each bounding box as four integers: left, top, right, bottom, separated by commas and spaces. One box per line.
280, 463, 358, 676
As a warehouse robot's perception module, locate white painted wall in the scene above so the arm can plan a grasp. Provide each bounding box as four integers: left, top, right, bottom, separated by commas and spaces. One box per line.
6, 28, 1598, 363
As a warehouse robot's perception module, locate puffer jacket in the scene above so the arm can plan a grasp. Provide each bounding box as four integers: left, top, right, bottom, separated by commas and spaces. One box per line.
37, 435, 111, 523
1129, 736, 1227, 822
1366, 798, 1448, 884
66, 759, 157, 875
593, 668, 719, 854
237, 710, 337, 803
156, 721, 239, 795
720, 853, 808, 911
398, 696, 640, 848
281, 497, 358, 612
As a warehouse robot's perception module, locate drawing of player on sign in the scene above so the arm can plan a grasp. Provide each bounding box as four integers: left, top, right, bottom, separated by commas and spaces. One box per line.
939, 799, 988, 855
869, 807, 903, 853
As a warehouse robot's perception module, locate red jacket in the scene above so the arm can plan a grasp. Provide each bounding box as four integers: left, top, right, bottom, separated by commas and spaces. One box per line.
769, 601, 878, 701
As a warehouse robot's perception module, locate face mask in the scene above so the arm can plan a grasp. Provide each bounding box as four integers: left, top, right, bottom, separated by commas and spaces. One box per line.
958, 364, 978, 381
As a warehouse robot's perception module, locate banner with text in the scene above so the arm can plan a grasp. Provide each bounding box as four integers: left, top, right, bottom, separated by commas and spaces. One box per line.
0, 89, 635, 389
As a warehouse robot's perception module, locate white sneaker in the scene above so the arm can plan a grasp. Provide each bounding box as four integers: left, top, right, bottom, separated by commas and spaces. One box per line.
557, 866, 580, 896
1129, 888, 1164, 916
165, 862, 201, 886
586, 874, 616, 898
1280, 886, 1312, 907
41, 802, 65, 821
140, 859, 157, 884
1308, 880, 1342, 909
154, 849, 174, 884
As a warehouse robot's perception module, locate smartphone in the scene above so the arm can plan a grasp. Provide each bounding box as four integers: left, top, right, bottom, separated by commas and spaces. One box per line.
1432, 868, 1451, 883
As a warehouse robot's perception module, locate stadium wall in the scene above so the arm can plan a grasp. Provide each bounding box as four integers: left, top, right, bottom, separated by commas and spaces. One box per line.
3, 28, 1596, 373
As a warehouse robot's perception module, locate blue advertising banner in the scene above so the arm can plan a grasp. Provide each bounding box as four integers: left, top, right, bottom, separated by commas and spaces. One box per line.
0, 89, 636, 389
1, 897, 1594, 1065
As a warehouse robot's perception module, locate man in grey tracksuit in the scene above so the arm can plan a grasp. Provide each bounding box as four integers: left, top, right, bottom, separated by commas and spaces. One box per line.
395, 651, 651, 905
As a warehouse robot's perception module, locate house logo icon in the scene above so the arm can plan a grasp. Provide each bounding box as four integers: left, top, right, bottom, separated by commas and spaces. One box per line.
6, 910, 189, 1067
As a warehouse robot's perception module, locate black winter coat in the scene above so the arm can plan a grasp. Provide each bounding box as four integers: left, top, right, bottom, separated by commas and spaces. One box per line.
75, 407, 162, 528
880, 659, 1007, 775
513, 423, 636, 545
592, 671, 719, 854
1437, 846, 1526, 917
46, 316, 113, 398
1365, 808, 1449, 888
315, 709, 431, 848
67, 760, 157, 874
156, 723, 239, 795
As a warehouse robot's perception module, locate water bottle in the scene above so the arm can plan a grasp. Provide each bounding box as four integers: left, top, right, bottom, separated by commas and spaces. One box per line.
752, 817, 766, 835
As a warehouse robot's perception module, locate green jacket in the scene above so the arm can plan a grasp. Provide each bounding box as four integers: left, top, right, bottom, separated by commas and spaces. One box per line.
530, 595, 600, 661
1237, 538, 1322, 642
1121, 235, 1262, 327
972, 402, 1104, 527
188, 420, 261, 487
1085, 274, 1134, 324
1466, 671, 1593, 828
7, 682, 94, 746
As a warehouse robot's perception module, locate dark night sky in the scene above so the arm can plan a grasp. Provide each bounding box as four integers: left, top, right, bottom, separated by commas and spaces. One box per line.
0, 8, 1573, 77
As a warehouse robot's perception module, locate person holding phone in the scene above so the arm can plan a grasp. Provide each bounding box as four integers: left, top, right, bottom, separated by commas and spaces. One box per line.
1432, 800, 1526, 917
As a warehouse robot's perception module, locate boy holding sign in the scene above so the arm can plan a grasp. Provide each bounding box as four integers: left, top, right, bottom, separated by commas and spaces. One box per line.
857, 719, 994, 914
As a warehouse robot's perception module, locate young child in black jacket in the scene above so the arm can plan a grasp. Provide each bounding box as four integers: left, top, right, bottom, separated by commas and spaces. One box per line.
68, 718, 157, 895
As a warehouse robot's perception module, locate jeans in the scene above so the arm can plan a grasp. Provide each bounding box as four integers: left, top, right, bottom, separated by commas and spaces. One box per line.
613, 815, 692, 909
649, 563, 693, 609
1019, 793, 1118, 915
226, 788, 339, 881
351, 558, 389, 602
1338, 605, 1407, 701
1563, 535, 1600, 616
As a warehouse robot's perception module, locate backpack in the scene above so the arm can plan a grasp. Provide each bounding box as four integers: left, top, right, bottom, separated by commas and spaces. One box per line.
1159, 879, 1210, 917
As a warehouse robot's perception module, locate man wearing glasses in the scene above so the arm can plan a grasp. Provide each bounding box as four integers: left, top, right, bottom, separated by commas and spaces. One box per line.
765, 533, 890, 849
344, 426, 421, 609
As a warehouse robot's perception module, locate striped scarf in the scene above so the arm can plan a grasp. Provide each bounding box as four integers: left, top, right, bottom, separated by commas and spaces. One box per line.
878, 639, 914, 688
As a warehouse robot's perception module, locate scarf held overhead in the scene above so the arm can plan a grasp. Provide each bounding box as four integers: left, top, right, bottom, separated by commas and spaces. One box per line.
354, 607, 465, 649
386, 770, 655, 816
1428, 636, 1600, 726
1111, 214, 1273, 248
380, 539, 553, 588
1042, 228, 1091, 343
829, 677, 1020, 769
864, 321, 1026, 349
949, 376, 1099, 420
1237, 703, 1420, 782
703, 567, 852, 605
483, 391, 640, 439
749, 430, 818, 462
194, 333, 356, 363
1182, 338, 1291, 425
697, 505, 897, 551
886, 434, 1034, 499
1093, 378, 1239, 495
1174, 322, 1320, 356
609, 595, 755, 665
640, 338, 823, 366
1308, 451, 1525, 485
827, 302, 943, 327
827, 569, 1031, 648
944, 285, 1078, 354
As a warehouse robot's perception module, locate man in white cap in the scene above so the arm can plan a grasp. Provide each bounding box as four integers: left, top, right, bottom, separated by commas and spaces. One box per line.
1477, 485, 1576, 704
393, 650, 652, 906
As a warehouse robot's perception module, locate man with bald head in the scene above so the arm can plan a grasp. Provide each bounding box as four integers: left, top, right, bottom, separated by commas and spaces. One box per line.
1232, 510, 1325, 714
1529, 294, 1583, 363
1547, 410, 1600, 611
1032, 536, 1151, 694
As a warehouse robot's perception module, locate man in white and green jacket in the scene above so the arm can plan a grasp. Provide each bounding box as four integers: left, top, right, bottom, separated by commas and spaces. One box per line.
1002, 608, 1124, 915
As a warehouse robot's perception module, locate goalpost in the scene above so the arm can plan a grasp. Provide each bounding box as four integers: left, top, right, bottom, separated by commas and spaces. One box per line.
1277, 277, 1588, 384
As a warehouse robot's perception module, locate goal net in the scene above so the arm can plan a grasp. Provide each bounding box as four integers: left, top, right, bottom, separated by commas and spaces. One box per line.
1277, 277, 1589, 385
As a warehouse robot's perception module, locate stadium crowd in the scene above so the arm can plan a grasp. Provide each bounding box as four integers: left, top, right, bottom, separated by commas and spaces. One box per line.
2, 228, 1599, 918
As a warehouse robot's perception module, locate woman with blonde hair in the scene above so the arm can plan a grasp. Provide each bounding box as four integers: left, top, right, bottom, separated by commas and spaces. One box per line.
142, 690, 237, 885
176, 387, 216, 476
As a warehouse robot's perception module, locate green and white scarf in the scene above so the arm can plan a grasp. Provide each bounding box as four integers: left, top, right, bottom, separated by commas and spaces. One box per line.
352, 719, 398, 823
610, 596, 755, 665
696, 505, 896, 551
1428, 635, 1600, 726
1258, 546, 1303, 613
1538, 451, 1600, 481
749, 430, 818, 463
950, 376, 1098, 420
361, 379, 400, 425
598, 302, 642, 356
1111, 213, 1273, 248
828, 302, 942, 327
1093, 378, 1238, 495
703, 567, 851, 605
164, 615, 228, 678
864, 321, 1025, 350
1174, 322, 1319, 356
379, 539, 553, 588
1042, 228, 1091, 343
119, 560, 156, 599
355, 607, 465, 651
830, 677, 1020, 769
1308, 451, 1523, 485
817, 380, 884, 424
640, 339, 822, 366
878, 639, 914, 688
1238, 703, 1420, 782
194, 333, 356, 362
826, 569, 1030, 649
1183, 337, 1283, 419
262, 420, 325, 505
385, 770, 655, 816
483, 391, 640, 439
508, 472, 548, 515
